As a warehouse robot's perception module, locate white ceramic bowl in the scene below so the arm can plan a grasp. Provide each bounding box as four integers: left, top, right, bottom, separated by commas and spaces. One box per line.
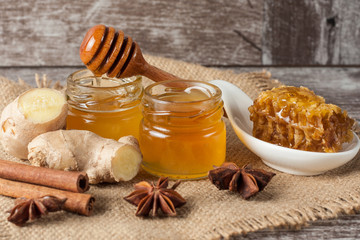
211, 80, 360, 175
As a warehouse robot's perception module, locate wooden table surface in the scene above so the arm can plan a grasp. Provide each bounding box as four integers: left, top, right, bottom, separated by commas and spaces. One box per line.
1, 0, 360, 238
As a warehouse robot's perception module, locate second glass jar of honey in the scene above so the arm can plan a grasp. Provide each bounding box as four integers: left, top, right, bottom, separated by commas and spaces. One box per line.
139, 80, 226, 179
66, 69, 143, 140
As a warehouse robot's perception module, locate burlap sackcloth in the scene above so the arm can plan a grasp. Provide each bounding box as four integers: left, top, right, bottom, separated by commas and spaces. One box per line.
0, 55, 360, 240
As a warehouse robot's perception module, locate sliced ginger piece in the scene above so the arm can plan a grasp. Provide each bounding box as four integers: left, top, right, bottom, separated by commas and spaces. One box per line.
18, 88, 66, 123
0, 88, 67, 159
112, 136, 143, 181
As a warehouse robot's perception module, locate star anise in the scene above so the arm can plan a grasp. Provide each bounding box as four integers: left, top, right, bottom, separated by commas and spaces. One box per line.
208, 162, 275, 199
7, 195, 67, 226
124, 177, 186, 217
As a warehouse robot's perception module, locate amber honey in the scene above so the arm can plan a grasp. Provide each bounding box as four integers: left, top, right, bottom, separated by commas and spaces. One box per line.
140, 80, 226, 179
66, 69, 143, 140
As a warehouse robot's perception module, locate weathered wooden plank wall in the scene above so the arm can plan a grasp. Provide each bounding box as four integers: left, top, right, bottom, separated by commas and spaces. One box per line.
0, 0, 359, 67
0, 0, 262, 66
263, 0, 360, 65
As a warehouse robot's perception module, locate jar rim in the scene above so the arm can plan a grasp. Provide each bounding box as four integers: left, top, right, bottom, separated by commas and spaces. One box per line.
67, 69, 142, 90
144, 80, 222, 104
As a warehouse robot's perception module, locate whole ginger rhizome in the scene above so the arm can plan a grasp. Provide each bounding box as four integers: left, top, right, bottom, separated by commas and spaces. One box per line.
0, 88, 142, 184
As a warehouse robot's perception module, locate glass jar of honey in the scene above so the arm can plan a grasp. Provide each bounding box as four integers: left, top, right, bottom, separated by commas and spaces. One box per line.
66, 69, 143, 140
139, 80, 226, 179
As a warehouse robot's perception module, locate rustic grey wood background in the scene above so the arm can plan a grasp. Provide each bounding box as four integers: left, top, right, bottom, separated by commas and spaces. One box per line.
1, 0, 360, 239
1, 0, 360, 66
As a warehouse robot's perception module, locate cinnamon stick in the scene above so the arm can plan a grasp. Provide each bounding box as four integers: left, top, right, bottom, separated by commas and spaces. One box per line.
0, 178, 94, 216
0, 159, 89, 193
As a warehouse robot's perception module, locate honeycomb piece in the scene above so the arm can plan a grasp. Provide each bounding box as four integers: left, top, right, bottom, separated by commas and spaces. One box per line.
248, 86, 354, 153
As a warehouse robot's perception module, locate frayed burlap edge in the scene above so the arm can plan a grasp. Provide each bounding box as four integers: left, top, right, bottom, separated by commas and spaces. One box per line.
17, 73, 63, 90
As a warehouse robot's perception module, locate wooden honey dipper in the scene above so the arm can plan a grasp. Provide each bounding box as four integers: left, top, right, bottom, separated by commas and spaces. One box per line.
80, 25, 183, 81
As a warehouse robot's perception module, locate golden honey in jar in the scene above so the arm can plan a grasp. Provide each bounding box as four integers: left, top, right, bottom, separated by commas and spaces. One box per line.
140, 80, 226, 179
66, 69, 143, 140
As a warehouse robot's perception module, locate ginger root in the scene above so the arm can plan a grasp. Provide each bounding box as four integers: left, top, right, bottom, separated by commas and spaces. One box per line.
28, 130, 142, 184
0, 88, 67, 159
